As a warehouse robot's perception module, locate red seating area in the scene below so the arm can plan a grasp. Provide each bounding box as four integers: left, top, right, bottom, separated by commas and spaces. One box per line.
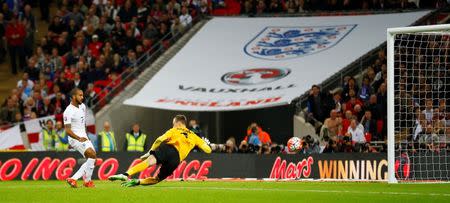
212, 0, 241, 16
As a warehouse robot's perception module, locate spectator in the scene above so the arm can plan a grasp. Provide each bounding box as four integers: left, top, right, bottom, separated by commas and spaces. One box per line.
86, 8, 100, 29
17, 73, 34, 100
22, 5, 36, 57
124, 123, 148, 152
199, 0, 211, 16
0, 98, 20, 124
51, 92, 68, 114
330, 91, 342, 114
13, 111, 22, 123
307, 85, 330, 122
118, 0, 137, 23
187, 119, 202, 135
24, 58, 40, 81
422, 98, 434, 123
373, 65, 387, 91
55, 73, 74, 94
360, 110, 378, 141
47, 16, 65, 39
268, 0, 283, 13
344, 89, 363, 114
171, 17, 184, 36
322, 109, 342, 141
55, 121, 69, 151
38, 96, 55, 117
5, 15, 26, 75
256, 0, 266, 14
245, 122, 272, 145
353, 104, 363, 121
98, 121, 117, 152
346, 119, 366, 152
416, 123, 439, 150
73, 72, 87, 92
224, 137, 238, 153
179, 6, 192, 27
285, 0, 298, 13
436, 99, 447, 122
340, 110, 353, 138
88, 35, 104, 59
31, 90, 44, 113
343, 77, 359, 101
67, 5, 84, 26
49, 48, 63, 71
358, 77, 372, 102
247, 127, 262, 146
261, 143, 271, 154
366, 94, 382, 120
322, 138, 339, 153
38, 119, 56, 151
84, 83, 98, 107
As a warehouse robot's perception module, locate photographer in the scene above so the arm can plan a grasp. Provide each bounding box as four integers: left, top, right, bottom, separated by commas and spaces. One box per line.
300, 135, 320, 154
322, 135, 339, 153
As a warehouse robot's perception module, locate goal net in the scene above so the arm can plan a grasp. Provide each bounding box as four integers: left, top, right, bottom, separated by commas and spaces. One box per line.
387, 24, 450, 183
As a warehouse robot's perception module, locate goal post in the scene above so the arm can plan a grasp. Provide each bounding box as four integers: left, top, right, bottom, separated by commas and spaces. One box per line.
387, 24, 450, 183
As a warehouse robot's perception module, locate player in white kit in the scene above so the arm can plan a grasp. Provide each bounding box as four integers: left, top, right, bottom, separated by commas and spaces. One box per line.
64, 88, 97, 188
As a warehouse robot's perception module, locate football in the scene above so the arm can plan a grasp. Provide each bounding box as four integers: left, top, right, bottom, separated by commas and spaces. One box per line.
287, 137, 302, 152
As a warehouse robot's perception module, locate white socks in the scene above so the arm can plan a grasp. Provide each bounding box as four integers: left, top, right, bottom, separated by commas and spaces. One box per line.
71, 162, 87, 180
71, 158, 96, 181
84, 158, 96, 182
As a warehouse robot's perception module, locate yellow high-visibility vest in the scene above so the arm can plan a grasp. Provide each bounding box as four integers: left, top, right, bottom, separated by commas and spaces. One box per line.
126, 133, 147, 152
42, 129, 55, 151
55, 130, 69, 151
99, 131, 117, 152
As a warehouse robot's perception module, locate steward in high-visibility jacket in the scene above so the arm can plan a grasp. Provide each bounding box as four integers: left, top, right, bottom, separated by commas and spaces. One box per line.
55, 129, 69, 151
98, 130, 117, 152
124, 124, 148, 152
41, 127, 56, 151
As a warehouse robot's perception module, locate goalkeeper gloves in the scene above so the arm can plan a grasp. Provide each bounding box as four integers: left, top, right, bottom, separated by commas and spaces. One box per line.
202, 137, 211, 145
139, 150, 154, 160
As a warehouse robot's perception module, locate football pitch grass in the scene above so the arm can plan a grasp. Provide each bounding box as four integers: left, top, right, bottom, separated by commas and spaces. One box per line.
0, 180, 449, 202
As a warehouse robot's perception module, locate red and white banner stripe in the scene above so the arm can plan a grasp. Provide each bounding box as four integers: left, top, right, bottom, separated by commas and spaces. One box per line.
0, 125, 24, 150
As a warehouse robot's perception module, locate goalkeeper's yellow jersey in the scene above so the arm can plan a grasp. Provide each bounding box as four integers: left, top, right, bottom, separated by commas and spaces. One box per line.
150, 127, 211, 161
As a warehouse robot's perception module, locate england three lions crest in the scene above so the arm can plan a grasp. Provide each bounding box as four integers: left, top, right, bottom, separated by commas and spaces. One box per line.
244, 25, 357, 60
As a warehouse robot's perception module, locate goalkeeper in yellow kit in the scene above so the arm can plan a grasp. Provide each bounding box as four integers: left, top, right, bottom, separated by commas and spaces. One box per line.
108, 115, 212, 187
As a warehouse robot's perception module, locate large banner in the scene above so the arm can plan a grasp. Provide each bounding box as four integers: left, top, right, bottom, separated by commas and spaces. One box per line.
124, 11, 429, 111
0, 109, 96, 150
0, 152, 391, 181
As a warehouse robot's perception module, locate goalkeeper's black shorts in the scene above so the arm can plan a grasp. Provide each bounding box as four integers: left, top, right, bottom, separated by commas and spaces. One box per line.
150, 143, 180, 180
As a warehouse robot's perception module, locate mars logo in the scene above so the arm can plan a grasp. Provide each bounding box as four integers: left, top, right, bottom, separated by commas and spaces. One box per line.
221, 68, 290, 85
244, 25, 357, 60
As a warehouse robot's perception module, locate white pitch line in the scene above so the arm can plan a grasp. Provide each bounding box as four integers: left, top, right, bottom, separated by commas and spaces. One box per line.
156, 186, 450, 197
1, 184, 449, 197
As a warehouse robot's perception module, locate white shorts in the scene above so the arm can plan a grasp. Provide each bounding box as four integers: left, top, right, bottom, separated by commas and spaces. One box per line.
69, 139, 95, 157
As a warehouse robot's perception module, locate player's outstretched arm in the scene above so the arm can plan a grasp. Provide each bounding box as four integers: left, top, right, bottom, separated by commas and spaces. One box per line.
150, 133, 170, 151
197, 137, 212, 154
140, 132, 171, 159
64, 124, 87, 142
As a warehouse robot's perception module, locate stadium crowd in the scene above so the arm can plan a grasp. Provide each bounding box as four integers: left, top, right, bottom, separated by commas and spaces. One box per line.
0, 0, 201, 126
240, 0, 448, 15
395, 33, 449, 152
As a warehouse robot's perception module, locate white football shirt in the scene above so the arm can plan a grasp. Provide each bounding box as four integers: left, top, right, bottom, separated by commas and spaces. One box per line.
63, 103, 87, 140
